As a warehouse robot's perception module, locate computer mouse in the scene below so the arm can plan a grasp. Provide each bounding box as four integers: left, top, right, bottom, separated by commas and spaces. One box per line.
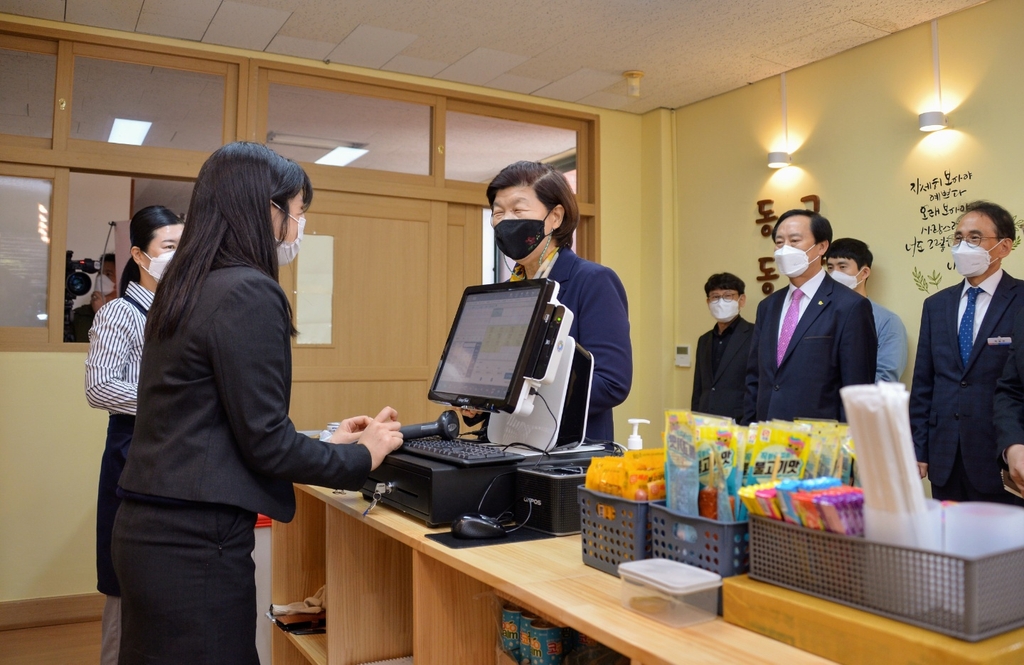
450, 513, 507, 539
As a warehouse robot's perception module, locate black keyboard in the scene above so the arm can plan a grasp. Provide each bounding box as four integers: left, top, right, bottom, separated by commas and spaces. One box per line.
400, 436, 525, 467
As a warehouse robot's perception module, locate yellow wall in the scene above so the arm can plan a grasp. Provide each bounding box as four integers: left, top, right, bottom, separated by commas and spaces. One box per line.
669, 0, 1024, 410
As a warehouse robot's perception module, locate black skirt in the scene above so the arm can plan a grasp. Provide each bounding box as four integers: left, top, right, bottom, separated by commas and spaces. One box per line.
96, 413, 134, 596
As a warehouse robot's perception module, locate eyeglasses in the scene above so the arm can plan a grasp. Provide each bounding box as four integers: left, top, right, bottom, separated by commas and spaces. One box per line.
708, 294, 739, 304
272, 201, 306, 226
947, 233, 1002, 248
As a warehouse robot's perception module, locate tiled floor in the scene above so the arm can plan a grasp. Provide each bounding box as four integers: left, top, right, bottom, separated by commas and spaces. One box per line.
0, 621, 101, 665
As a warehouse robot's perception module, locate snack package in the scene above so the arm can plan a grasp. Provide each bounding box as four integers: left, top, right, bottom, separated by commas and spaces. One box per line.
585, 449, 666, 501
665, 410, 699, 516
695, 424, 739, 521
744, 421, 812, 485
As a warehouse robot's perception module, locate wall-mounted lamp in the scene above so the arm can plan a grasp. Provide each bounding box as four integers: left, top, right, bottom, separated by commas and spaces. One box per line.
919, 20, 947, 132
769, 72, 792, 168
623, 70, 644, 98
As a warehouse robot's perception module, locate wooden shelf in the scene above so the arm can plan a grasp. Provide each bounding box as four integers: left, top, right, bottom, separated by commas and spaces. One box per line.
284, 632, 326, 665
273, 485, 835, 665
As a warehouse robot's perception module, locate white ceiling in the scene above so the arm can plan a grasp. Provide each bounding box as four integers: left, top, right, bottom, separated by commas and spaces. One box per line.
0, 0, 985, 114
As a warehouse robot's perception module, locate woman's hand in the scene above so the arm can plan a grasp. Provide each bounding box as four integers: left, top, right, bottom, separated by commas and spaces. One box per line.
328, 416, 374, 444
354, 406, 403, 469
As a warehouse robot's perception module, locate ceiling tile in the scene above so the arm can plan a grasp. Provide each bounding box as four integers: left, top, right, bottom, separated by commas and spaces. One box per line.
325, 24, 418, 69
381, 55, 448, 78
266, 34, 336, 61
533, 68, 623, 103
65, 0, 143, 32
0, 0, 65, 21
136, 0, 220, 40
577, 91, 630, 111
486, 73, 548, 95
201, 1, 291, 51
435, 48, 529, 85
762, 20, 890, 69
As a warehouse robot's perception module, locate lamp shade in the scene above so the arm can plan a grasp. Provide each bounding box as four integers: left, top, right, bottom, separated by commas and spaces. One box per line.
767, 151, 791, 168
918, 111, 947, 132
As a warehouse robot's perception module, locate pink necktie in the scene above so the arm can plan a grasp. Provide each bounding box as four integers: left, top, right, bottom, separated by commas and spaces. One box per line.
777, 288, 804, 366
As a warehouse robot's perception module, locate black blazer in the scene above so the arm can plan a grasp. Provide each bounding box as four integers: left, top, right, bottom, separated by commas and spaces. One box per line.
911, 272, 1024, 494
995, 307, 1024, 470
743, 273, 877, 425
692, 317, 753, 422
120, 267, 372, 522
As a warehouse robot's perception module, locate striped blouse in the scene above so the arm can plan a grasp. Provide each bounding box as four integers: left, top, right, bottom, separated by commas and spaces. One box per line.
85, 281, 154, 416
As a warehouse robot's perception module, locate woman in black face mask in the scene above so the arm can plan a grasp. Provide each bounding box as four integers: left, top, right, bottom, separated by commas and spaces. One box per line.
485, 161, 633, 443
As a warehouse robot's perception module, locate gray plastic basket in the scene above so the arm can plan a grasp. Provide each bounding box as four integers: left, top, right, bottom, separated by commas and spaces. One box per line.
578, 486, 650, 576
649, 502, 749, 578
748, 516, 1024, 641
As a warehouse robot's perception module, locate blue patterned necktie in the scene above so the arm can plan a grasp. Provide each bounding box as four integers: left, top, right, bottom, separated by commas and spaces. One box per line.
958, 286, 982, 366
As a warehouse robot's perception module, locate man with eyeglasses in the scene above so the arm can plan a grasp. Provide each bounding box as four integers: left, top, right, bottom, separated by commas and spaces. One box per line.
743, 209, 877, 425
692, 273, 752, 422
911, 200, 1024, 505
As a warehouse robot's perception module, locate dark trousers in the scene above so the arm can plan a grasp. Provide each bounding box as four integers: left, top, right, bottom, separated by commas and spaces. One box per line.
97, 414, 134, 596
112, 498, 259, 665
932, 447, 1024, 506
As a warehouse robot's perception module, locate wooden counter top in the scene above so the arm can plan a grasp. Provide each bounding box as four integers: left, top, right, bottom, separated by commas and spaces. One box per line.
301, 485, 832, 665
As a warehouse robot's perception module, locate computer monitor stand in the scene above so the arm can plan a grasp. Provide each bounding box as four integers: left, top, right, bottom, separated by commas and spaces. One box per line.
489, 336, 593, 451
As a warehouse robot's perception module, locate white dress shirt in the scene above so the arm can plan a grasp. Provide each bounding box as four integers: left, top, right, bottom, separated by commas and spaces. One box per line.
777, 268, 827, 342
84, 281, 153, 416
957, 269, 1003, 344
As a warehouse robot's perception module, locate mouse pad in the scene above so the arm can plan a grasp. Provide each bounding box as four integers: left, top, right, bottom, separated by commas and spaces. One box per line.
425, 527, 555, 549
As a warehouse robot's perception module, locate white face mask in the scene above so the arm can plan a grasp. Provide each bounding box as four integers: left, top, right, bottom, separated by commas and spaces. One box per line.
709, 298, 740, 323
774, 244, 817, 278
830, 269, 863, 290
951, 241, 997, 278
95, 274, 115, 294
142, 250, 174, 282
277, 214, 306, 266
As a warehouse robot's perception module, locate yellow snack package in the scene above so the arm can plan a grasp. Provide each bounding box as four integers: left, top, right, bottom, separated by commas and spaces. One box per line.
744, 421, 812, 484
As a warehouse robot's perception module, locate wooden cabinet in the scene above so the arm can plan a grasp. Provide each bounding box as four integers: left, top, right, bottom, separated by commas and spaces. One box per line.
271, 485, 832, 665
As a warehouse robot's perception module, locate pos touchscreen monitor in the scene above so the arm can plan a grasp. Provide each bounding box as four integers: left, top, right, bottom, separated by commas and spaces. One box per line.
428, 279, 558, 415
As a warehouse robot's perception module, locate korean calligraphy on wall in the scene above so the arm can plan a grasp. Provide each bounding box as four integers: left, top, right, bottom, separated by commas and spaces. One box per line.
754, 195, 821, 295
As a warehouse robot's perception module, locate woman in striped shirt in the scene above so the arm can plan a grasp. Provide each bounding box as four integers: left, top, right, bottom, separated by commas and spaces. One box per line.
85, 205, 183, 665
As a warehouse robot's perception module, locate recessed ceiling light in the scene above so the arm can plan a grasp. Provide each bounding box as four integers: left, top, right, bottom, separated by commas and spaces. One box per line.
108, 119, 152, 145
315, 146, 369, 167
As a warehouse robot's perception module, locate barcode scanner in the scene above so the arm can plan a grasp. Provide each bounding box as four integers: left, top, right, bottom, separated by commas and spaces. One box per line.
399, 410, 460, 441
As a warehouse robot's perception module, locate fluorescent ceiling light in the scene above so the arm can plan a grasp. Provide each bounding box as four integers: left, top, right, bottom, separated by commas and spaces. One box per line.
315, 146, 369, 167
108, 119, 152, 145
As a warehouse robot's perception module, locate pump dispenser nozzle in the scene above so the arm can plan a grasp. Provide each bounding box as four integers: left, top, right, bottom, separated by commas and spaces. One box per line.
626, 418, 650, 450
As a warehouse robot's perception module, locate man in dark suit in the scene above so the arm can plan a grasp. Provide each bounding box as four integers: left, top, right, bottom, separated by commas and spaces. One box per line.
743, 209, 877, 425
912, 200, 1024, 504
693, 272, 753, 422
993, 308, 1024, 500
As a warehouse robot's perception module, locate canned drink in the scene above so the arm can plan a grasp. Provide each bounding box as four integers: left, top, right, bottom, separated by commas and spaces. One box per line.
519, 613, 539, 665
501, 605, 522, 659
560, 627, 577, 655
575, 632, 601, 648
529, 621, 563, 665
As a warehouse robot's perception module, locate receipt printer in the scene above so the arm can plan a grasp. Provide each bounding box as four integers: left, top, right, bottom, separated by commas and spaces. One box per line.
514, 461, 591, 535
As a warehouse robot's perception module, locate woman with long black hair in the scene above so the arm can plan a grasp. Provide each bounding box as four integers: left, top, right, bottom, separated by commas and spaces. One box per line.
85, 205, 183, 665
112, 142, 403, 664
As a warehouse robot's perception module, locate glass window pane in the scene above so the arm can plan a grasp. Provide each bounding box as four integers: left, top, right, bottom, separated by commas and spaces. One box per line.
446, 111, 576, 183
267, 84, 430, 176
296, 235, 334, 345
0, 48, 56, 138
72, 57, 224, 151
0, 176, 52, 327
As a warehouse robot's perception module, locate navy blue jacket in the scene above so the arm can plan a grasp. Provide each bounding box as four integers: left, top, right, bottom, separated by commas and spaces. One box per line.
910, 272, 1024, 494
548, 248, 632, 442
743, 273, 877, 425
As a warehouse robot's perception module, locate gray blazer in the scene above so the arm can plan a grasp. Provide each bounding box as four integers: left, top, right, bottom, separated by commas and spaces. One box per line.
120, 266, 371, 522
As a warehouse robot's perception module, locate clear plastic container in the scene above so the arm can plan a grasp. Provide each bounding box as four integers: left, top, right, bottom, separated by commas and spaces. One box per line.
617, 559, 721, 627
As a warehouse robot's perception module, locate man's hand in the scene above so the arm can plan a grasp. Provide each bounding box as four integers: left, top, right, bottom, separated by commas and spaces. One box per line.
917, 462, 928, 480
1007, 445, 1024, 494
